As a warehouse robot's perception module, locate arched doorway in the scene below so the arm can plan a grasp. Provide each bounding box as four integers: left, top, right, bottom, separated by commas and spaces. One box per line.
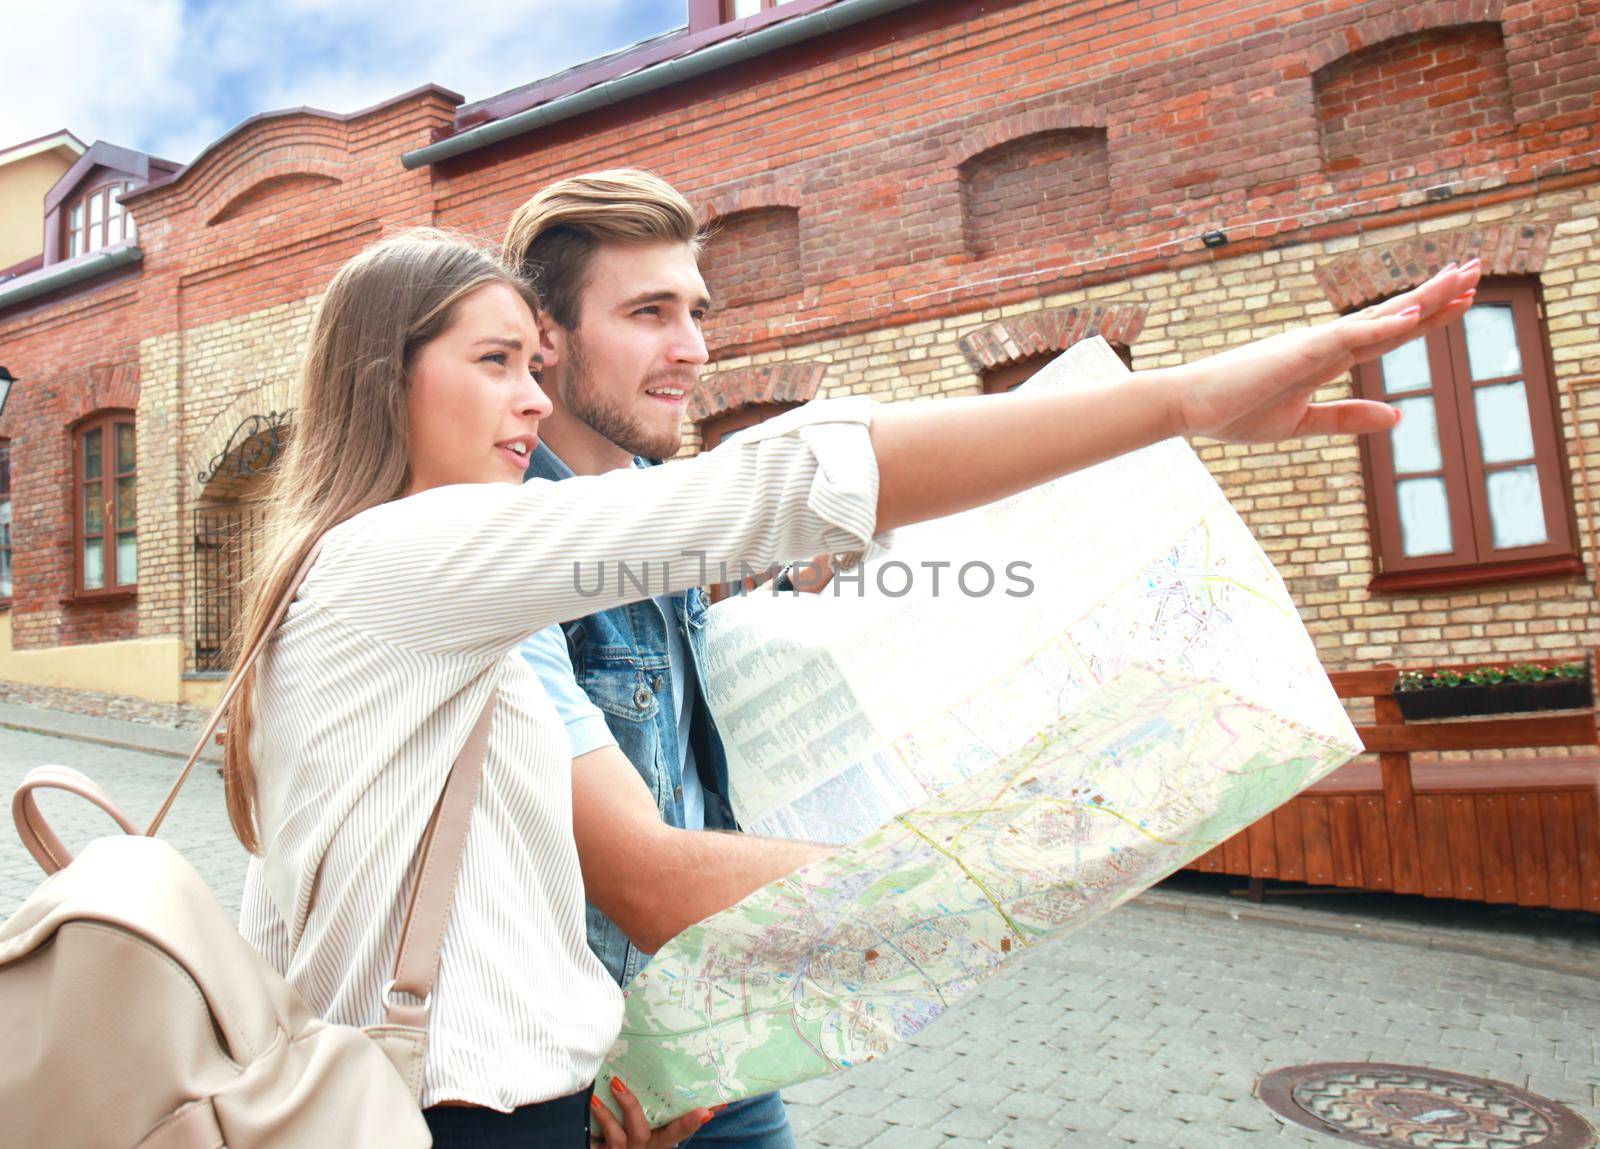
190, 412, 291, 673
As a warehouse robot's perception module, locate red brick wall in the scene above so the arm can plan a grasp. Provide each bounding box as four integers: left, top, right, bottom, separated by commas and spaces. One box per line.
701, 207, 803, 306
960, 129, 1111, 260
432, 0, 1597, 360
1316, 25, 1515, 188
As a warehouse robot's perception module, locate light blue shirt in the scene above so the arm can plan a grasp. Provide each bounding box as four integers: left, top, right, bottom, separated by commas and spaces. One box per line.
518, 626, 617, 757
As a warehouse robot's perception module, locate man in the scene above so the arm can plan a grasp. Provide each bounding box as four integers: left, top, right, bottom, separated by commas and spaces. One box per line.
508, 170, 826, 1148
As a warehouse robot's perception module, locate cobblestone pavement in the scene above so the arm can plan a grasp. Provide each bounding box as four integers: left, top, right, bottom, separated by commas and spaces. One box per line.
2, 721, 1596, 1147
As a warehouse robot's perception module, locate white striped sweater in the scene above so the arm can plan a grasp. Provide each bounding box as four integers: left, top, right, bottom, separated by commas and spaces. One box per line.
238, 398, 884, 1110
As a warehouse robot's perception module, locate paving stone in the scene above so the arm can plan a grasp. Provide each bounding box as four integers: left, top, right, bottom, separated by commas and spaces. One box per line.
810, 1113, 889, 1148
3, 718, 1599, 1149
1107, 1111, 1187, 1143
932, 1105, 1009, 1142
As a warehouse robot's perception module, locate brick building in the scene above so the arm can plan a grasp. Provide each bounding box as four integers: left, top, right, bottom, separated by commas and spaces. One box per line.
0, 0, 1596, 710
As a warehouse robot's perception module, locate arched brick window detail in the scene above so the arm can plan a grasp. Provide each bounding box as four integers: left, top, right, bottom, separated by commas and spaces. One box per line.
1313, 225, 1553, 312
958, 303, 1145, 382
958, 129, 1110, 260
700, 206, 802, 308
1313, 24, 1514, 187
687, 361, 826, 428
981, 346, 1132, 395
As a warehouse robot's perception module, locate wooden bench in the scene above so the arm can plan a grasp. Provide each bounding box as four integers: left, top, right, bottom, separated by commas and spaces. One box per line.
1185, 664, 1600, 912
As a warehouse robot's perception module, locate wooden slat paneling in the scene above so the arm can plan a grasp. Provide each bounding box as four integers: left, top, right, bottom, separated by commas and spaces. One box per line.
1274, 807, 1307, 883
1443, 794, 1484, 902
1507, 793, 1551, 907
1575, 795, 1600, 914
1357, 795, 1394, 891
1247, 815, 1279, 878
1477, 795, 1517, 904
1329, 796, 1363, 887
1539, 793, 1581, 911
1222, 826, 1251, 875
1301, 797, 1337, 885
1414, 795, 1455, 898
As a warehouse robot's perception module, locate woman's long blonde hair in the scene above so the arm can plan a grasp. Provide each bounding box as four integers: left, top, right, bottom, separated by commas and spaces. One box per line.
222, 229, 537, 853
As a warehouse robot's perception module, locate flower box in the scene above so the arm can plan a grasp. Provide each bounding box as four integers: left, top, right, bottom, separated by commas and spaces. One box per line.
1393, 658, 1593, 722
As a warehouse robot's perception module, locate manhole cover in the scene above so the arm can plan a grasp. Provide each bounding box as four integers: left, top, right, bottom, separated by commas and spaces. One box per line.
1258, 1063, 1595, 1148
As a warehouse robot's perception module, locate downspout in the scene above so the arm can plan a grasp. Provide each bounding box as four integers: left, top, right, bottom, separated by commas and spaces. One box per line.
401, 0, 927, 170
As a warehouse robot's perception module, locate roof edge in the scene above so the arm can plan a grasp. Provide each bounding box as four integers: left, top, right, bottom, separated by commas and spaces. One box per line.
0, 243, 142, 315
404, 0, 919, 169
0, 130, 87, 168
127, 82, 465, 203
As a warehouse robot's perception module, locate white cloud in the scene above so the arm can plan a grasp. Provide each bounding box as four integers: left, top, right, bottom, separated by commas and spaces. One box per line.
2, 0, 680, 162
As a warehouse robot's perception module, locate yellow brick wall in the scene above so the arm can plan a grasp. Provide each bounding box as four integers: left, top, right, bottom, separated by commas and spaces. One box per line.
138, 296, 319, 671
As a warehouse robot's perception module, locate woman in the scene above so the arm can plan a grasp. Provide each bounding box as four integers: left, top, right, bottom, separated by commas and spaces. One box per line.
232, 228, 1477, 1148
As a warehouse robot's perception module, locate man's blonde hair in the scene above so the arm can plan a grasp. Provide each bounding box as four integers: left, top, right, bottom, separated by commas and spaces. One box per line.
502, 169, 703, 330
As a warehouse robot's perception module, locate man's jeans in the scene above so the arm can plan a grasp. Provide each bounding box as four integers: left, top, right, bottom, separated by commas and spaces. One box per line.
683, 1092, 794, 1149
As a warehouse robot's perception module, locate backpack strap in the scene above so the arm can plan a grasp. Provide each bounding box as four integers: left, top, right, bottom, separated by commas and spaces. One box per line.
12, 533, 496, 1025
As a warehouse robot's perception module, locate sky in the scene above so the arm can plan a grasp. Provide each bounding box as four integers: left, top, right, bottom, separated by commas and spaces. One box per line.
4, 0, 687, 163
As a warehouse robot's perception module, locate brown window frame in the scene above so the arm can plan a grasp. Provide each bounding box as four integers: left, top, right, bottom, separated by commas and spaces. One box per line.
71, 411, 138, 600
0, 439, 12, 607
700, 401, 798, 451
1357, 280, 1580, 593
64, 179, 137, 260
981, 344, 1133, 394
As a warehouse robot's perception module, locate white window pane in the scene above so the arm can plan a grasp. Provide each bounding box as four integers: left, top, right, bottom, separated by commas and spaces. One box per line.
69, 229, 82, 258
1390, 396, 1442, 473
1485, 465, 1549, 549
1381, 338, 1431, 394
732, 0, 762, 14
70, 203, 83, 228
83, 540, 105, 590
1464, 304, 1522, 380
89, 194, 104, 225
107, 186, 123, 219
89, 221, 103, 250
117, 533, 138, 585
1396, 477, 1454, 557
1474, 380, 1536, 464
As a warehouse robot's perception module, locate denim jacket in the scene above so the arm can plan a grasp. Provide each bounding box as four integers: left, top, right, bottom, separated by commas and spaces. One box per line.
526, 443, 737, 988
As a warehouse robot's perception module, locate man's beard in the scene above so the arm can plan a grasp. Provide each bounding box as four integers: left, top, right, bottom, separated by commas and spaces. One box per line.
560, 334, 687, 462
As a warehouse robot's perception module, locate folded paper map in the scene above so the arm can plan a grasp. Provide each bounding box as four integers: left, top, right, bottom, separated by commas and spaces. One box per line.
597, 338, 1362, 1123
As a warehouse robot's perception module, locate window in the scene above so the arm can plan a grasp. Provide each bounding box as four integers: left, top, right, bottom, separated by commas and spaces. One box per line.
1357, 281, 1576, 589
726, 0, 787, 16
74, 414, 137, 594
65, 182, 137, 259
982, 345, 1133, 394
700, 401, 797, 450
0, 441, 11, 602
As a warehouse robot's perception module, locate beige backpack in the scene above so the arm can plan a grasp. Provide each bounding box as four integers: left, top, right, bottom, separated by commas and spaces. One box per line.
0, 544, 490, 1148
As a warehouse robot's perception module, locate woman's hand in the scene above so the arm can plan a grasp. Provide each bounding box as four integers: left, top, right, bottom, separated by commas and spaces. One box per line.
1165, 261, 1482, 444
589, 1076, 718, 1149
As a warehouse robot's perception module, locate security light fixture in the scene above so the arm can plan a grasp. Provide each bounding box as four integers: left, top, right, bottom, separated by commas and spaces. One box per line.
1201, 230, 1230, 249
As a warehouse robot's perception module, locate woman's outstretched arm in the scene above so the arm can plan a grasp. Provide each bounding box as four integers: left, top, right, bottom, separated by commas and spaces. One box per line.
871, 262, 1477, 531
